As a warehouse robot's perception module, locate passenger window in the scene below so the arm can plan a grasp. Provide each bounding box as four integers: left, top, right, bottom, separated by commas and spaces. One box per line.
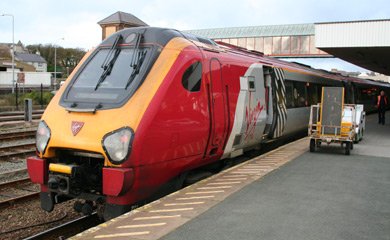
182, 61, 202, 92
307, 83, 319, 105
248, 76, 256, 91
285, 81, 294, 108
293, 82, 307, 107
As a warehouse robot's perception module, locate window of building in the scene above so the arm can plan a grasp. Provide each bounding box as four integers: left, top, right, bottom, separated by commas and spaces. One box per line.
309, 35, 318, 54
281, 36, 290, 55
246, 38, 255, 50
254, 37, 264, 53
299, 36, 310, 54
291, 36, 299, 54
230, 38, 238, 46
238, 38, 246, 48
272, 37, 282, 54
182, 61, 202, 92
264, 37, 273, 55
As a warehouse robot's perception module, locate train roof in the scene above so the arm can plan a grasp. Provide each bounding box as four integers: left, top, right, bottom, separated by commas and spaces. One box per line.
103, 27, 390, 89
211, 40, 390, 88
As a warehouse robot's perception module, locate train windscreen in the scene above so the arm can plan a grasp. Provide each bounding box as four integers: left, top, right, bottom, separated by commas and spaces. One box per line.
61, 45, 154, 109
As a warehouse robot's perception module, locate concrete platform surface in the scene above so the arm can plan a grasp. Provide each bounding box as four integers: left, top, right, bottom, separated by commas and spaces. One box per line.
162, 113, 390, 240
72, 112, 390, 240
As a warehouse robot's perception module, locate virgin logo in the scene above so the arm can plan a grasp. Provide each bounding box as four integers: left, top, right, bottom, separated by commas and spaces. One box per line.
71, 121, 84, 136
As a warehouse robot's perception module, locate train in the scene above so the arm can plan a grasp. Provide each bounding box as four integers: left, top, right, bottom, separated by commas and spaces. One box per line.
27, 27, 390, 220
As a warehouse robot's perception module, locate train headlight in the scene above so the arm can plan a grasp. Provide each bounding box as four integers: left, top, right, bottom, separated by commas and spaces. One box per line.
102, 127, 134, 164
36, 121, 51, 154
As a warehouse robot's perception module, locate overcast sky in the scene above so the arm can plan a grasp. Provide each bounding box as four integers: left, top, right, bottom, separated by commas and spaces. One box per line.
1, 0, 389, 72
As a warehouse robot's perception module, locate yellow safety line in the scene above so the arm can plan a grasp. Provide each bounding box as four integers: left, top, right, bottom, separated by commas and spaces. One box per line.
133, 215, 181, 221
197, 186, 232, 190
94, 231, 150, 238
207, 182, 241, 185
117, 223, 166, 229
185, 190, 225, 194
176, 196, 214, 200
164, 202, 205, 206
149, 208, 194, 213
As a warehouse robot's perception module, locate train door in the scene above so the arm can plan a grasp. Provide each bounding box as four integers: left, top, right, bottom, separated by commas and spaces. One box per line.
222, 63, 267, 159
263, 67, 273, 138
266, 67, 287, 139
206, 58, 228, 156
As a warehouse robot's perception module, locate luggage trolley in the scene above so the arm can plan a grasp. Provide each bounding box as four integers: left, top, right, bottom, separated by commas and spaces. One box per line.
308, 87, 357, 155
352, 104, 366, 143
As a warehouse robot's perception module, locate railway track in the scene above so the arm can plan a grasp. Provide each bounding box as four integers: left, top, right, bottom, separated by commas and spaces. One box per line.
0, 128, 36, 141
0, 177, 39, 208
0, 110, 43, 123
24, 213, 102, 240
0, 138, 36, 161
0, 168, 28, 183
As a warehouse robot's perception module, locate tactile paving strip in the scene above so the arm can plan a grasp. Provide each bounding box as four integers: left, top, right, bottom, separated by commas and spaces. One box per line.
71, 138, 309, 240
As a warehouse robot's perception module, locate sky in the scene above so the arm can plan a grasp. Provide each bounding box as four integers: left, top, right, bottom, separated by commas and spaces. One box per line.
1, 0, 389, 72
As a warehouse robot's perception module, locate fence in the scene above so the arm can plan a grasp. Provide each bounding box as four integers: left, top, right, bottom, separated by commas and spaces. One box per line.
0, 83, 51, 112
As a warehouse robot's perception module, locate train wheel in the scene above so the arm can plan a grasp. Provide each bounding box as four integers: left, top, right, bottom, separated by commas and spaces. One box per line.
310, 139, 316, 152
345, 142, 351, 155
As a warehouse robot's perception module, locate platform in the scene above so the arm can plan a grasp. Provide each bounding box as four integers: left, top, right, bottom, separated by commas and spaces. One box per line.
71, 112, 390, 240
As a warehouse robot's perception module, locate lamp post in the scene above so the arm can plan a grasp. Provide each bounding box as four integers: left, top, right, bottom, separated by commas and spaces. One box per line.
54, 37, 64, 89
1, 13, 15, 94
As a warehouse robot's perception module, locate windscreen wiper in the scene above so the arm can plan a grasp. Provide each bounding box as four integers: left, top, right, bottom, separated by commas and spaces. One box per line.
125, 50, 147, 89
125, 32, 146, 90
94, 34, 123, 90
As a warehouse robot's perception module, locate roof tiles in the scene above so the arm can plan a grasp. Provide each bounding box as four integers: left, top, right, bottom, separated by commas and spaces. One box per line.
98, 11, 148, 26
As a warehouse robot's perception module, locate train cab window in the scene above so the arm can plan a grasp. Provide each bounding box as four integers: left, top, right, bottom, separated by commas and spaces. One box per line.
60, 44, 157, 110
182, 61, 202, 92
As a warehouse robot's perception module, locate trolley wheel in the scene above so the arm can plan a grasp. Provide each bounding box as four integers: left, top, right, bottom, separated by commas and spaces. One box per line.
345, 142, 351, 155
310, 139, 316, 152
354, 133, 359, 144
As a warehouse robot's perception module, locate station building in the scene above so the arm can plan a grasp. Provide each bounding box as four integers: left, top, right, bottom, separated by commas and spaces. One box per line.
187, 19, 390, 77
187, 23, 329, 58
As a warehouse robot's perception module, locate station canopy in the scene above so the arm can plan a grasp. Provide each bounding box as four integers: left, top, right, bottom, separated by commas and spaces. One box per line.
315, 19, 390, 75
187, 19, 390, 75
